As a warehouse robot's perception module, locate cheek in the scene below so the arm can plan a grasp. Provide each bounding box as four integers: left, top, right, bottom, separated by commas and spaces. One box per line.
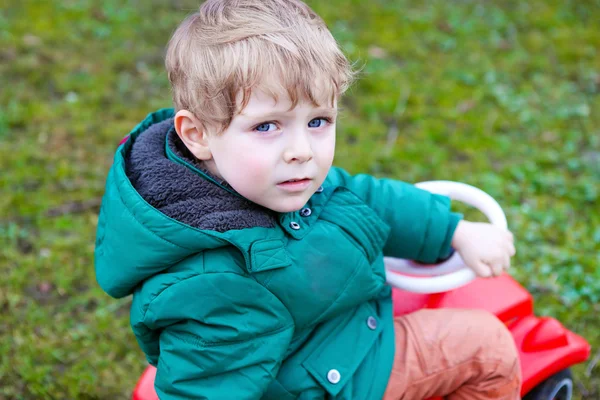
214, 139, 274, 187
236, 154, 271, 180
316, 131, 336, 167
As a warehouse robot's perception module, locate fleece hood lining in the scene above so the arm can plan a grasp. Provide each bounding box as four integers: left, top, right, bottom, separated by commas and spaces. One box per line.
125, 118, 276, 233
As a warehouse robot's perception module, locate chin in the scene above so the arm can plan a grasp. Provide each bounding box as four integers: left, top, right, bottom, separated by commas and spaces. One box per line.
268, 198, 308, 213
270, 204, 304, 213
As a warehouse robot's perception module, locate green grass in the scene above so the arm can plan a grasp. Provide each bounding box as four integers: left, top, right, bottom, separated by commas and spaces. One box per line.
1, 0, 599, 398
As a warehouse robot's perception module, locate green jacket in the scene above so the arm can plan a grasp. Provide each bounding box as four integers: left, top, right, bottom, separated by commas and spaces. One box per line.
95, 109, 461, 400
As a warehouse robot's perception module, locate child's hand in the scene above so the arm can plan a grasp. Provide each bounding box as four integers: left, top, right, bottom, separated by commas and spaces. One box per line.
451, 220, 516, 278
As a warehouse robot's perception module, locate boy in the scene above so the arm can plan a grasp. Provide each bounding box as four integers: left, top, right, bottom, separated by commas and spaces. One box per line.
95, 0, 521, 399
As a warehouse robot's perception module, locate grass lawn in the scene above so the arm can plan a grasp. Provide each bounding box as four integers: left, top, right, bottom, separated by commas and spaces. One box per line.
1, 0, 599, 398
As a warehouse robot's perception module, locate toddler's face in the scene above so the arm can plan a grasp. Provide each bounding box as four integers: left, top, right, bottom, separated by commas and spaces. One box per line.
205, 88, 337, 212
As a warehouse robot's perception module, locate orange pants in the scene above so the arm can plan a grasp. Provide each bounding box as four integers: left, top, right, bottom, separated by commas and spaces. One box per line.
383, 309, 522, 400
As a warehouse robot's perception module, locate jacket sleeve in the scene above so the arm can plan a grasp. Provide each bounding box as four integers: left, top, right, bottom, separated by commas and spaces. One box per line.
326, 167, 462, 263
141, 272, 295, 400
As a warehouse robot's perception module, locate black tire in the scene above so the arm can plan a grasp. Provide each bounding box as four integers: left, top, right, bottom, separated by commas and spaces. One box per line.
523, 369, 573, 400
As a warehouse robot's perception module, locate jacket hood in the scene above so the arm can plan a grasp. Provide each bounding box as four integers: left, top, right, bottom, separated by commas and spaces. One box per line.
94, 109, 276, 298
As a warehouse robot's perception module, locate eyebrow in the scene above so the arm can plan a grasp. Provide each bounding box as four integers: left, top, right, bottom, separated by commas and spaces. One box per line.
240, 108, 338, 119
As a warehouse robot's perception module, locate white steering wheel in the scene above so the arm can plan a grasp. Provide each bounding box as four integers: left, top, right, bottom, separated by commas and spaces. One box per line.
384, 181, 507, 294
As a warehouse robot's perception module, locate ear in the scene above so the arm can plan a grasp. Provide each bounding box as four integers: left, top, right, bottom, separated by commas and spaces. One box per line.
173, 110, 213, 160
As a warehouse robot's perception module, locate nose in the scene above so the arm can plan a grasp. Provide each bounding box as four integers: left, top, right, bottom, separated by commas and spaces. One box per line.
283, 128, 313, 163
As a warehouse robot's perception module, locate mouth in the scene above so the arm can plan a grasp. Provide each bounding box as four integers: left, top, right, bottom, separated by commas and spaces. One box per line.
277, 177, 313, 191
280, 178, 310, 184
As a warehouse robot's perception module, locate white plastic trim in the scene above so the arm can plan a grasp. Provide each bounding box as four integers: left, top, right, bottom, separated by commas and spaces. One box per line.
385, 181, 507, 294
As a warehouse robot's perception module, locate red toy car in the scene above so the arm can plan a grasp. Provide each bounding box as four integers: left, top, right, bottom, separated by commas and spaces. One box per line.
131, 181, 591, 400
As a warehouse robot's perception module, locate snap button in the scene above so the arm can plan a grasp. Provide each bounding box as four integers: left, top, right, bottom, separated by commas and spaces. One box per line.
300, 207, 312, 217
315, 186, 324, 193
327, 369, 341, 384
289, 221, 300, 230
367, 316, 377, 330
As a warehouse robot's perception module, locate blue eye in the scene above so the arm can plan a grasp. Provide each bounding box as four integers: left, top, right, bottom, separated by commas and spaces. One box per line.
255, 122, 277, 132
308, 118, 328, 128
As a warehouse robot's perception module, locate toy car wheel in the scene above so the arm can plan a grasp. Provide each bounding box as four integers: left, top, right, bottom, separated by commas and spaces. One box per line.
524, 369, 573, 400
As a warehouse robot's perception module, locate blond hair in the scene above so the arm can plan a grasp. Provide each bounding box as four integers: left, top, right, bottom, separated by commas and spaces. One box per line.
165, 0, 355, 133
